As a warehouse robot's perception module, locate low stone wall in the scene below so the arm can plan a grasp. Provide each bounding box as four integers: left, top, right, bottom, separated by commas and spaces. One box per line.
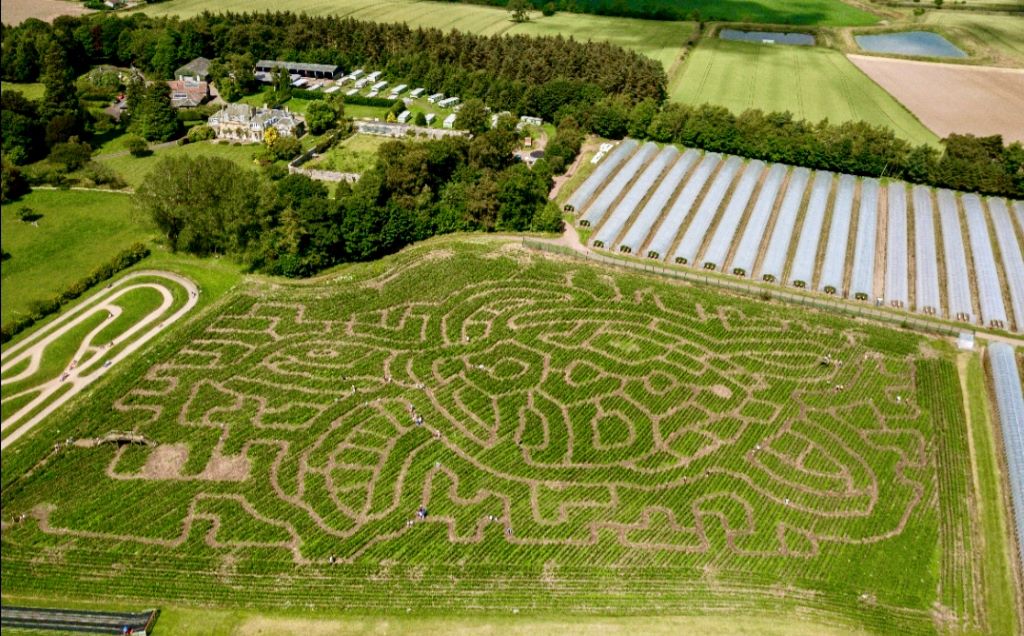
288, 146, 359, 183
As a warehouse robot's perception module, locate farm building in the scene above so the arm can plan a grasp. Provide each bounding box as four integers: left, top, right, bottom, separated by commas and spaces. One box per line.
427, 93, 444, 104
438, 97, 460, 109
175, 57, 211, 82
410, 88, 426, 98
208, 103, 305, 142
443, 113, 457, 129
254, 60, 341, 82
167, 80, 209, 109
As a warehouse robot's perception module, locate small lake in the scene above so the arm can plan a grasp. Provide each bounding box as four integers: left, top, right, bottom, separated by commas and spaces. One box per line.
719, 29, 816, 46
855, 31, 966, 58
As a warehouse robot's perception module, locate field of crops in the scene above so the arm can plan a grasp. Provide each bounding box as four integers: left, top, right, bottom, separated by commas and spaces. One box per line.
668, 39, 939, 147
0, 236, 1000, 633
568, 0, 877, 25
570, 140, 1024, 331
138, 0, 693, 71
920, 12, 1024, 68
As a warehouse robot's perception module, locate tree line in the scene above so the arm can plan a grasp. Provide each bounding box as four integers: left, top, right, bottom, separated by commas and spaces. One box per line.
136, 118, 561, 277
568, 97, 1023, 199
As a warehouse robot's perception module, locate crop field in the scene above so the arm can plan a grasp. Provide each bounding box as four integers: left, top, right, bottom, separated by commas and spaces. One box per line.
0, 236, 1009, 633
667, 39, 938, 147
568, 0, 878, 26
139, 0, 693, 72
0, 190, 152, 325
0, 0, 92, 25
847, 55, 1024, 143
570, 140, 1024, 331
921, 12, 1024, 68
0, 271, 199, 450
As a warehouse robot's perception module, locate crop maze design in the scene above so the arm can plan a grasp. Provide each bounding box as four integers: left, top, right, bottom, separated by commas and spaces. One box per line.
43, 272, 930, 563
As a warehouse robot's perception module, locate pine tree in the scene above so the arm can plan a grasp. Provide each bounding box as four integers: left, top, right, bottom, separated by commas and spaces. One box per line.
40, 39, 82, 129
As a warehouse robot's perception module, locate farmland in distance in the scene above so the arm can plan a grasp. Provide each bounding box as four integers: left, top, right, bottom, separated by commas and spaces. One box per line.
668, 39, 939, 147
0, 237, 995, 634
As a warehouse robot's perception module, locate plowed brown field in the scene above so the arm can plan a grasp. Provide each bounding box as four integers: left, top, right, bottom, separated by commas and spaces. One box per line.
849, 54, 1024, 143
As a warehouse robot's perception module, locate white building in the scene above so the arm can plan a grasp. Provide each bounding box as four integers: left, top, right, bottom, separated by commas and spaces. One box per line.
425, 113, 436, 125
397, 110, 412, 123
367, 71, 382, 81
427, 93, 444, 104
520, 115, 543, 127
390, 84, 408, 96
208, 103, 305, 143
409, 87, 425, 98
438, 96, 460, 109
371, 80, 388, 92
442, 113, 457, 129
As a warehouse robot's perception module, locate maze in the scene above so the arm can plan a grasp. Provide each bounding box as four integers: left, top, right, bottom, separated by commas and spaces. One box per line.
0, 240, 961, 619
0, 271, 198, 450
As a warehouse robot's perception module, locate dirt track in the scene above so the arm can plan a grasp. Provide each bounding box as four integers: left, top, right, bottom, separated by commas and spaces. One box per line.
848, 55, 1024, 143
0, 270, 198, 451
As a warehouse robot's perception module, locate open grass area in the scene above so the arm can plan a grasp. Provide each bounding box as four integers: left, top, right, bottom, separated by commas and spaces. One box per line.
98, 140, 262, 189
306, 134, 391, 173
0, 235, 996, 634
668, 38, 939, 146
1, 81, 46, 101
568, 0, 878, 25
921, 11, 1024, 67
138, 0, 694, 72
0, 190, 151, 325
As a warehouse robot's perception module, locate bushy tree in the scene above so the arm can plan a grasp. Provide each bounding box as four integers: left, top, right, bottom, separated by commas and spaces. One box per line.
1, 90, 46, 165
49, 136, 92, 171
123, 134, 149, 157
306, 100, 338, 134
455, 98, 489, 135
129, 81, 181, 141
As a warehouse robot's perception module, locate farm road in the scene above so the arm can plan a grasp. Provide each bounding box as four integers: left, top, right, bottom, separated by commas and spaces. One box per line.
0, 270, 199, 451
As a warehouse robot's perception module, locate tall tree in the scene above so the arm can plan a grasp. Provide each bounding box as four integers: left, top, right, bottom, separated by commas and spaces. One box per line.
40, 38, 83, 141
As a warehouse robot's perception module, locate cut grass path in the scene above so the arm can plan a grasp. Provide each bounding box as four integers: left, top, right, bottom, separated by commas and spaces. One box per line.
669, 38, 939, 147
0, 190, 151, 325
138, 0, 694, 71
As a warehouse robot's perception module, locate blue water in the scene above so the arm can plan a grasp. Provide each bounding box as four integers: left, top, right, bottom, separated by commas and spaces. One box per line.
855, 31, 967, 58
720, 29, 816, 46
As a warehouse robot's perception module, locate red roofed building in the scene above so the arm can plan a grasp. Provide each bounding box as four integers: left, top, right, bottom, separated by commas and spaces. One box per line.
167, 80, 209, 109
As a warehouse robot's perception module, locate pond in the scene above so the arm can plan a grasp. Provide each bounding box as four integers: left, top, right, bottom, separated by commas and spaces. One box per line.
719, 29, 816, 46
855, 31, 966, 58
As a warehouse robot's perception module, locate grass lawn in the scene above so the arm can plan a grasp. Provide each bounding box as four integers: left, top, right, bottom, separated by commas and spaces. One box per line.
0, 190, 151, 325
668, 38, 939, 146
2, 81, 46, 101
0, 235, 988, 634
98, 140, 263, 189
921, 12, 1024, 67
139, 0, 694, 72
305, 134, 391, 173
567, 0, 878, 26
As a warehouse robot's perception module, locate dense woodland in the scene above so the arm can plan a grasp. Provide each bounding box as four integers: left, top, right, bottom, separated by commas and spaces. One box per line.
136, 118, 564, 276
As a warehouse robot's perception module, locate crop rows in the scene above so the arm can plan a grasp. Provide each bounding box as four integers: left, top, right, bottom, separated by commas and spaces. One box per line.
0, 243, 968, 629
570, 140, 1024, 331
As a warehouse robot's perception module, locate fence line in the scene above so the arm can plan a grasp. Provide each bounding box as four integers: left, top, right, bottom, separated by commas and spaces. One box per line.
522, 239, 961, 338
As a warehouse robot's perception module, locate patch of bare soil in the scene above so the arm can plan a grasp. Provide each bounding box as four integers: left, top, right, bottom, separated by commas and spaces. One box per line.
141, 444, 188, 479
202, 452, 251, 481
848, 55, 1024, 143
0, 0, 92, 25
710, 384, 733, 399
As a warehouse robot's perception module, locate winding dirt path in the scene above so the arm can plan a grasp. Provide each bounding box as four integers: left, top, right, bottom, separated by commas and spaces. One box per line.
0, 270, 199, 450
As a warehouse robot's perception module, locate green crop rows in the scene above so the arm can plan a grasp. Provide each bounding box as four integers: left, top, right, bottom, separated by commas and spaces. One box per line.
0, 239, 982, 633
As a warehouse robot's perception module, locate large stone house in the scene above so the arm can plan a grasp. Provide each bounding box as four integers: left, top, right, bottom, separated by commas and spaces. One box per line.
207, 103, 305, 142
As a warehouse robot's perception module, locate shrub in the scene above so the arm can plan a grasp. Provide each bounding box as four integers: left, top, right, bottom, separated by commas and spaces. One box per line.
124, 134, 149, 157
187, 125, 216, 143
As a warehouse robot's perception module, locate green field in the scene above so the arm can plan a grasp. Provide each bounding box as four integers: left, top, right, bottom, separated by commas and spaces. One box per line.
1, 82, 46, 101
98, 140, 263, 189
306, 134, 392, 173
138, 0, 694, 71
921, 12, 1024, 67
0, 235, 1007, 634
0, 190, 151, 325
669, 38, 939, 146
568, 0, 878, 25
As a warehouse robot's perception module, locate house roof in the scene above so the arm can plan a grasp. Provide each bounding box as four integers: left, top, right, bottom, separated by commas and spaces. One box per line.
176, 57, 211, 78
255, 60, 340, 75
167, 80, 208, 107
